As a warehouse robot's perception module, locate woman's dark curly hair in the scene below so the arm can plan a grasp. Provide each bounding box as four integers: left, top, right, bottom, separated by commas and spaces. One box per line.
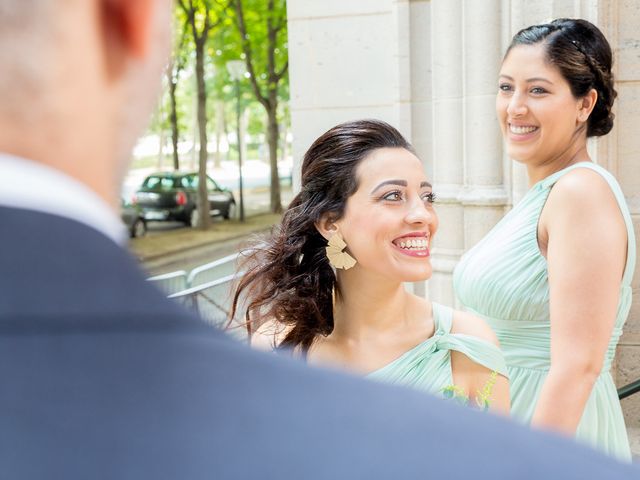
506, 18, 617, 137
229, 119, 414, 353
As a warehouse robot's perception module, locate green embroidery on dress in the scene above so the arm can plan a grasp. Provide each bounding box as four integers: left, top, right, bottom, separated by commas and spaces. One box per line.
441, 371, 498, 411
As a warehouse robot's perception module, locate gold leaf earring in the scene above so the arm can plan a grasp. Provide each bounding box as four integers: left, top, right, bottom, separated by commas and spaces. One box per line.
325, 232, 357, 270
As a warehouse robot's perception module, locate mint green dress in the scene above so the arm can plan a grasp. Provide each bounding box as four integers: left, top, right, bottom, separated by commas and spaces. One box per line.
367, 302, 508, 398
453, 162, 636, 461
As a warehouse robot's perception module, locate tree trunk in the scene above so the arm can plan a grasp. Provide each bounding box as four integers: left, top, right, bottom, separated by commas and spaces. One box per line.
280, 118, 290, 185
157, 126, 165, 170
214, 100, 224, 168
191, 91, 198, 170
195, 38, 210, 229
169, 72, 180, 171
267, 92, 281, 213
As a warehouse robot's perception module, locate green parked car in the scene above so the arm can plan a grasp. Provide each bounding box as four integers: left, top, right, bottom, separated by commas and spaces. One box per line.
134, 172, 236, 227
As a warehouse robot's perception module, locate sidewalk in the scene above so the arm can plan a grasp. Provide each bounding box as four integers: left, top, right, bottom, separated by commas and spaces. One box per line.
129, 212, 281, 263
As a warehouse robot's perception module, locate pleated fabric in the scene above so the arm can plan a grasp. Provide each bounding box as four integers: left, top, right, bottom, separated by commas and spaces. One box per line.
367, 302, 508, 397
453, 161, 636, 461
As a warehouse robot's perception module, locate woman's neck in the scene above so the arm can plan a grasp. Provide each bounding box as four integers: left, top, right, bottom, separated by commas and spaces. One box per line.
526, 141, 591, 187
330, 270, 418, 343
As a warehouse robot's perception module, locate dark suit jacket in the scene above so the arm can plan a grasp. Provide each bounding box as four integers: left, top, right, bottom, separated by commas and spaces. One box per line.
0, 206, 637, 479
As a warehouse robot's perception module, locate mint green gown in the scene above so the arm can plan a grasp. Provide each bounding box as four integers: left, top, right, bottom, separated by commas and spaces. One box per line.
453, 162, 636, 461
367, 302, 508, 398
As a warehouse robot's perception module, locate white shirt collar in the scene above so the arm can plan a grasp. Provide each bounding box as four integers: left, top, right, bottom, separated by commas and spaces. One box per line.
0, 153, 127, 245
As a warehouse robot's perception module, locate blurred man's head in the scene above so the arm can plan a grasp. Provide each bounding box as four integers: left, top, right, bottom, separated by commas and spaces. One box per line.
0, 0, 172, 207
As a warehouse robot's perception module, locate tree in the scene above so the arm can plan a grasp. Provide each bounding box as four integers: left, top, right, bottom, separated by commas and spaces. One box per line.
167, 8, 191, 171
177, 0, 228, 229
232, 0, 288, 213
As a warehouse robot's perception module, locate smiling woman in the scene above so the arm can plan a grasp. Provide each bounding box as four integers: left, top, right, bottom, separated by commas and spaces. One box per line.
453, 18, 635, 460
230, 119, 510, 413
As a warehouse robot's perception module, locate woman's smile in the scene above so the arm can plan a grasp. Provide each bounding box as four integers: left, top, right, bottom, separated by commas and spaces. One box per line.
391, 232, 430, 258
508, 122, 539, 139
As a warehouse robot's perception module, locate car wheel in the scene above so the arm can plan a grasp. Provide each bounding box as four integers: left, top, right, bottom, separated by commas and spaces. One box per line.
189, 208, 200, 228
131, 218, 147, 238
223, 201, 236, 220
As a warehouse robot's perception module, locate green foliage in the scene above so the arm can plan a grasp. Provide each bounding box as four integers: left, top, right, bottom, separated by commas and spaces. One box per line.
137, 0, 290, 166
224, 0, 288, 102
441, 371, 499, 412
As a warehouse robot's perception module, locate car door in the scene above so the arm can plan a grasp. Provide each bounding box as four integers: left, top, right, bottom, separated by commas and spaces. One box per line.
206, 176, 230, 215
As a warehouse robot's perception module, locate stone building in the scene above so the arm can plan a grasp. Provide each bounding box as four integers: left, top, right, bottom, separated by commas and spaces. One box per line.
287, 0, 640, 441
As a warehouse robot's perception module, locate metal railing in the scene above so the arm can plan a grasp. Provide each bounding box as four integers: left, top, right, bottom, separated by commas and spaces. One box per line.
147, 270, 188, 295
618, 379, 640, 400
187, 252, 241, 287
151, 252, 247, 340
169, 272, 241, 322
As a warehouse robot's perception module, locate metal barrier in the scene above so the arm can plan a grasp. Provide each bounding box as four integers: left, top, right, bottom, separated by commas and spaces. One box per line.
169, 271, 247, 341
147, 270, 188, 295
618, 379, 640, 400
187, 252, 241, 287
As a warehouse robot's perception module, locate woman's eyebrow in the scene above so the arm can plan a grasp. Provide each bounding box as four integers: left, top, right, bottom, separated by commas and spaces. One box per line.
370, 180, 431, 195
499, 74, 554, 84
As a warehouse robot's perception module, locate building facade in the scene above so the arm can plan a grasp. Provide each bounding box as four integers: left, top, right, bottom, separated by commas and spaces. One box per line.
287, 0, 640, 433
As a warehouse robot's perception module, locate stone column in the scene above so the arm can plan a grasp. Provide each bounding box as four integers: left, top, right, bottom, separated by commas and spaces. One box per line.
391, 0, 413, 138
429, 0, 464, 306
460, 0, 508, 250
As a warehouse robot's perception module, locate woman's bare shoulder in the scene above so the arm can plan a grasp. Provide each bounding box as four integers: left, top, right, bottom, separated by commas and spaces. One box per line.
251, 320, 292, 351
543, 166, 626, 243
549, 166, 619, 212
450, 309, 499, 347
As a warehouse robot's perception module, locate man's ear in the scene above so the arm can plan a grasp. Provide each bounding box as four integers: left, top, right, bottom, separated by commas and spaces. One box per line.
100, 0, 155, 75
577, 88, 598, 123
315, 212, 339, 241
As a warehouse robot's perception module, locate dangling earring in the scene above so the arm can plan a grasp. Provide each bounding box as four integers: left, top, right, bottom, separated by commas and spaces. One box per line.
325, 232, 357, 270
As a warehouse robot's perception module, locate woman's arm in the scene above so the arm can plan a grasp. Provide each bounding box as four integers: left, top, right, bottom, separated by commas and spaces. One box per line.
532, 169, 627, 434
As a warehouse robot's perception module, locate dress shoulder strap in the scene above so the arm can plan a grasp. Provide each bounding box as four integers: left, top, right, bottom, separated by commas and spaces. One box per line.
432, 302, 509, 377
431, 302, 453, 335
539, 162, 636, 286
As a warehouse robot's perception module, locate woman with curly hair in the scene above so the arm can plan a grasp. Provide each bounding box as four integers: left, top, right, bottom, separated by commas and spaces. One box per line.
231, 119, 510, 413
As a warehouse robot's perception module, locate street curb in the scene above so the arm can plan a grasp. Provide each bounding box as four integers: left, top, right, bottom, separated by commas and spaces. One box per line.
132, 225, 274, 263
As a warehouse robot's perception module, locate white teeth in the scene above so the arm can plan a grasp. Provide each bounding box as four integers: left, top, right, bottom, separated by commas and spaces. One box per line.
509, 124, 537, 134
396, 238, 429, 250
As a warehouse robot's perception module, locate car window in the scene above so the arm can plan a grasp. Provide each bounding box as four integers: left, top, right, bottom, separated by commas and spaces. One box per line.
181, 176, 193, 188
189, 175, 221, 191
206, 177, 219, 191
143, 176, 177, 190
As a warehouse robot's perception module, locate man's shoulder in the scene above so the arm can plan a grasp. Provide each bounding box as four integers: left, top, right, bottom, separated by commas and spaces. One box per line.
0, 205, 179, 319
1, 208, 636, 479
2, 319, 636, 479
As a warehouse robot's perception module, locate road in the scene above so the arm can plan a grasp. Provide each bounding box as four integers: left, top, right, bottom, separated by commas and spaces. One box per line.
141, 234, 249, 277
